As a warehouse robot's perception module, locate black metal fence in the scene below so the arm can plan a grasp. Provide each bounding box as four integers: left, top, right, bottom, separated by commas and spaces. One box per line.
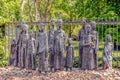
1, 19, 120, 67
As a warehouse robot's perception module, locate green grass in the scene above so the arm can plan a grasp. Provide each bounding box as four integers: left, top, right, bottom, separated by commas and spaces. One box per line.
1, 40, 120, 68
72, 41, 120, 68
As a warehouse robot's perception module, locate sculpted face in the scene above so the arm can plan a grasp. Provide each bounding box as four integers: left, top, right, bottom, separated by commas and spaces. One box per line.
81, 20, 86, 28
57, 19, 63, 29
21, 20, 25, 25
22, 24, 28, 32
68, 38, 72, 45
21, 21, 28, 32
51, 19, 56, 26
106, 35, 111, 42
90, 21, 96, 30
86, 24, 91, 34
39, 23, 45, 32
29, 30, 33, 36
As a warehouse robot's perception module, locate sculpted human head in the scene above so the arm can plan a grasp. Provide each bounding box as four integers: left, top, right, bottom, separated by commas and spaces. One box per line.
90, 21, 96, 30
51, 19, 56, 26
106, 34, 111, 42
29, 30, 34, 37
85, 24, 91, 34
21, 22, 28, 32
21, 20, 25, 24
39, 23, 45, 32
57, 19, 63, 29
68, 38, 72, 45
81, 20, 87, 29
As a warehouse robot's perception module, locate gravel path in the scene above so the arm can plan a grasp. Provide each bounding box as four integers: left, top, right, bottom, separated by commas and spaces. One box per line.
0, 66, 120, 80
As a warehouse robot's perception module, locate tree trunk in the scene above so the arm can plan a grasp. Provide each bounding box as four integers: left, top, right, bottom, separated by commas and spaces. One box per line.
28, 0, 32, 22
39, 11, 43, 22
21, 0, 25, 12
44, 0, 50, 22
34, 0, 37, 21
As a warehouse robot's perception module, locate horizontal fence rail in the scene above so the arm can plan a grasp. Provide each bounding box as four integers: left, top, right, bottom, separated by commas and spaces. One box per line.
6, 21, 120, 26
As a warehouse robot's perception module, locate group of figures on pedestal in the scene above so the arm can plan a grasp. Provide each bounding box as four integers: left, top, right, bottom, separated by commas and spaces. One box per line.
78, 21, 113, 70
78, 21, 98, 70
8, 19, 113, 73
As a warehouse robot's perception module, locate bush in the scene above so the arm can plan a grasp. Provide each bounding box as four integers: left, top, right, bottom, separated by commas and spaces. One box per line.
73, 56, 79, 68
0, 36, 9, 67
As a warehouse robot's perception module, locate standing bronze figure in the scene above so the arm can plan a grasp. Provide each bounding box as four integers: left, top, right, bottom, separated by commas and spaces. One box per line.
102, 35, 113, 69
78, 20, 86, 69
8, 39, 17, 66
18, 22, 29, 68
90, 21, 98, 70
26, 30, 36, 70
48, 19, 56, 71
54, 19, 66, 71
82, 24, 95, 70
65, 38, 74, 71
36, 23, 48, 73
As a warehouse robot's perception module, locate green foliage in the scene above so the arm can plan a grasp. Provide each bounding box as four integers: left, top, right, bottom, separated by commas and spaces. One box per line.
72, 25, 82, 37
0, 36, 9, 67
105, 27, 120, 46
0, 1, 21, 25
0, 0, 120, 67
107, 0, 120, 16
0, 0, 119, 23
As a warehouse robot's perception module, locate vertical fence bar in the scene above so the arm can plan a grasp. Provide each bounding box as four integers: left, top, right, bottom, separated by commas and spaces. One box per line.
117, 17, 119, 67
15, 26, 17, 41
4, 24, 7, 62
118, 21, 119, 68
102, 18, 104, 43
12, 25, 14, 39
112, 18, 114, 47
97, 17, 100, 51
16, 26, 20, 42
4, 24, 6, 61
111, 18, 115, 67
97, 17, 100, 67
8, 24, 10, 63
108, 17, 110, 34
112, 18, 115, 67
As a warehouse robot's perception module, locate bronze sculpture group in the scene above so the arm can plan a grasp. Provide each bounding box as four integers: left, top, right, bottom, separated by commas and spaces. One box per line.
9, 19, 113, 73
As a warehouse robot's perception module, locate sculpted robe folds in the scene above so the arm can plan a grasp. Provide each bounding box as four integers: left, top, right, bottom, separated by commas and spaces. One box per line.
26, 38, 36, 70
65, 46, 74, 68
20, 32, 29, 68
48, 28, 56, 68
36, 32, 48, 72
91, 30, 98, 69
9, 43, 17, 66
103, 43, 112, 68
17, 31, 23, 67
78, 28, 86, 68
78, 28, 86, 45
82, 34, 95, 70
54, 29, 66, 70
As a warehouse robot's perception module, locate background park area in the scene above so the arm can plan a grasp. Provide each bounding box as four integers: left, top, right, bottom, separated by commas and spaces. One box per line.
0, 0, 120, 79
